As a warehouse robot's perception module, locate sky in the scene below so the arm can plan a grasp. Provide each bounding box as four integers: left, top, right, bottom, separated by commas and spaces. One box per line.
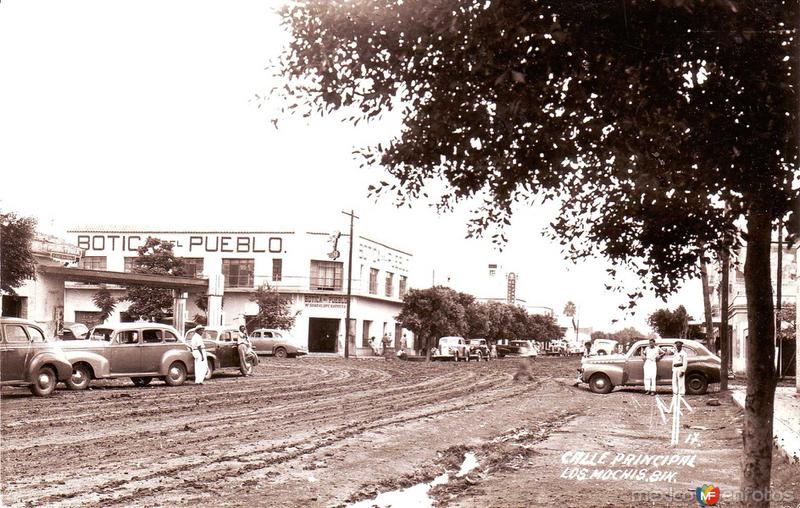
0, 0, 704, 333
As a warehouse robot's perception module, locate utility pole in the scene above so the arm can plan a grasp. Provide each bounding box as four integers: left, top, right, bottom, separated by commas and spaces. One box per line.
776, 227, 783, 378
342, 210, 358, 359
720, 248, 730, 391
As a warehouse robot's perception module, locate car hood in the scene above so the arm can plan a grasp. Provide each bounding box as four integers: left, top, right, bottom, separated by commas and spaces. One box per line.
583, 354, 626, 364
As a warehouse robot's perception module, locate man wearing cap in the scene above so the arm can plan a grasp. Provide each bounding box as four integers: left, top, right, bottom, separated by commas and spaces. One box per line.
671, 340, 688, 395
189, 326, 209, 384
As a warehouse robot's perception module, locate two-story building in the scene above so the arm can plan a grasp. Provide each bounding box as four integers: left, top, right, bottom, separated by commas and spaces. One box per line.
64, 227, 414, 356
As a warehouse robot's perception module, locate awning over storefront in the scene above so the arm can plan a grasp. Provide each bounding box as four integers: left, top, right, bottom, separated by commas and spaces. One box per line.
38, 265, 207, 290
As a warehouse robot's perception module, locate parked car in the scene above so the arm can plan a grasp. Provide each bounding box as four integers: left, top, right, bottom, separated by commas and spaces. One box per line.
60, 323, 195, 389
431, 336, 471, 361
591, 339, 618, 355
467, 338, 491, 361
0, 317, 73, 396
185, 326, 255, 376
546, 339, 568, 356
579, 338, 721, 395
250, 328, 308, 358
57, 322, 89, 340
496, 340, 538, 358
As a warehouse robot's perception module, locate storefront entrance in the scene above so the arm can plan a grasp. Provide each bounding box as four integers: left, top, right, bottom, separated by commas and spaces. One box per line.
308, 318, 340, 353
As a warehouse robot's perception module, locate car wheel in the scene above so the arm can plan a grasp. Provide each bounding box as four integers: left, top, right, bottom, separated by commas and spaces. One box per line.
686, 372, 708, 395
206, 359, 215, 379
66, 364, 92, 391
589, 373, 613, 394
131, 377, 153, 387
164, 362, 187, 386
274, 347, 288, 359
476, 351, 483, 362
30, 367, 57, 396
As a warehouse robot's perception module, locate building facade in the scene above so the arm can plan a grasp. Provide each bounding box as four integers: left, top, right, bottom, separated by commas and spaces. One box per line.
64, 228, 413, 356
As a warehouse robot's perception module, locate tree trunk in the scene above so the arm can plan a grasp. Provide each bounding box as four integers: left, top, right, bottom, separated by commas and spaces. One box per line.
720, 249, 730, 392
741, 208, 776, 507
700, 257, 714, 349
425, 334, 432, 362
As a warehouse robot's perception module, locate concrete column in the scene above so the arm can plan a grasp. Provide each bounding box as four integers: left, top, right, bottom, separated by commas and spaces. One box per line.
207, 274, 224, 327
173, 291, 188, 337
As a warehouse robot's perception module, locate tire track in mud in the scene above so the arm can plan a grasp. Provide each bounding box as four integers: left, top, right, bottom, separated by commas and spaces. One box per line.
1, 359, 564, 507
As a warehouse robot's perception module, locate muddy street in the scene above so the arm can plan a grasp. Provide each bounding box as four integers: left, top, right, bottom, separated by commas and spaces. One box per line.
1, 357, 798, 507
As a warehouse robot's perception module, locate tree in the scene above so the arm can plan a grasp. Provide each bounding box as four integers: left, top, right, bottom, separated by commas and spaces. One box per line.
250, 283, 298, 330
276, 1, 797, 500
397, 286, 470, 360
0, 212, 37, 294
526, 313, 563, 343
92, 288, 117, 323
563, 301, 578, 338
647, 306, 692, 339
124, 237, 185, 322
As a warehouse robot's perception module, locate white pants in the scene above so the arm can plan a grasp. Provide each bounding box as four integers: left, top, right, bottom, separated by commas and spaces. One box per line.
192, 351, 208, 384
643, 360, 657, 392
671, 369, 685, 395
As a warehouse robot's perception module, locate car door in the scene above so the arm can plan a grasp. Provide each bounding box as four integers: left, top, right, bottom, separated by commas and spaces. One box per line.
140, 328, 167, 374
657, 345, 674, 383
0, 324, 31, 382
110, 329, 142, 374
624, 345, 646, 385
217, 331, 237, 367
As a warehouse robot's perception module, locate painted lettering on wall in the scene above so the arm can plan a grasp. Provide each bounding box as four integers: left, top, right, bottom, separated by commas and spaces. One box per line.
77, 234, 283, 253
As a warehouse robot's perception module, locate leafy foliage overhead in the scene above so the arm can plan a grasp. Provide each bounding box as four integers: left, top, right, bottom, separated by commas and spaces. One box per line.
250, 283, 298, 330
275, 0, 798, 299
0, 213, 37, 294
647, 305, 692, 338
124, 237, 185, 322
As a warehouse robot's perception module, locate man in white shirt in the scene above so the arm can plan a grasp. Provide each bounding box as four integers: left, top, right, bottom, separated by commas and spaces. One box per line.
643, 339, 664, 395
671, 340, 688, 395
189, 326, 209, 384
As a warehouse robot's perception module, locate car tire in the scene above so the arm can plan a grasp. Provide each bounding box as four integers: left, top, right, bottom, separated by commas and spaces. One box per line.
589, 373, 613, 394
30, 367, 57, 397
274, 347, 288, 359
685, 372, 708, 395
66, 364, 92, 391
164, 362, 187, 386
131, 377, 153, 387
476, 351, 483, 362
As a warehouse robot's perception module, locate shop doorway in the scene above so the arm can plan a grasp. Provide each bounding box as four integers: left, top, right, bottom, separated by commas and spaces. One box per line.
308, 318, 340, 353
1, 296, 27, 318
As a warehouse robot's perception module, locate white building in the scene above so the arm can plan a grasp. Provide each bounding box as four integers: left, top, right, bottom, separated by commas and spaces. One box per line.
64, 227, 414, 356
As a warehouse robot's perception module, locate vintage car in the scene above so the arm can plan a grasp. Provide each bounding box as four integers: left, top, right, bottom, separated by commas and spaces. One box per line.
496, 340, 538, 358
185, 326, 256, 376
579, 338, 721, 395
250, 328, 308, 358
431, 336, 471, 361
61, 323, 195, 389
0, 317, 73, 396
57, 322, 89, 340
466, 338, 491, 361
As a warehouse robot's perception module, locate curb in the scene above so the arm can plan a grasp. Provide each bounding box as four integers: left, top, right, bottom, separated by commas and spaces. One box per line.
731, 390, 800, 464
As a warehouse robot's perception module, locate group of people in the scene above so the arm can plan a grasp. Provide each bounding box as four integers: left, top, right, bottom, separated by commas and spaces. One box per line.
368, 333, 408, 360
579, 338, 688, 395
188, 325, 258, 385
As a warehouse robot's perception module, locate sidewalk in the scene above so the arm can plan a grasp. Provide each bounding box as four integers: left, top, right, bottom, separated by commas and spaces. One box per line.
731, 386, 800, 463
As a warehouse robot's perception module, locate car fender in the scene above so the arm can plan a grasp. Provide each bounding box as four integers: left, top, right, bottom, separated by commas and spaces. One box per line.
582, 361, 625, 385
61, 350, 111, 379
27, 352, 74, 382
204, 351, 219, 368
160, 348, 194, 376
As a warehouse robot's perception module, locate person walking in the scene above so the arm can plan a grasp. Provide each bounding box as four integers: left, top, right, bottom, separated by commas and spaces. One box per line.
575, 341, 592, 386
643, 338, 664, 395
237, 325, 257, 373
189, 325, 208, 384
381, 333, 391, 360
671, 340, 688, 396
399, 333, 408, 355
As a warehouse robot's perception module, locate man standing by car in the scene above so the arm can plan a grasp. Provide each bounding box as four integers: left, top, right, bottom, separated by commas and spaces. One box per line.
237, 325, 257, 374
643, 338, 664, 395
189, 326, 208, 384
671, 340, 688, 395
575, 341, 592, 386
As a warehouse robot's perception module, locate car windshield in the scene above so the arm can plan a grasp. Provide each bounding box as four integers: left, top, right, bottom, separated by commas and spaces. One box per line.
510, 341, 528, 347
69, 324, 89, 337
202, 330, 219, 340
89, 328, 114, 341
469, 340, 483, 345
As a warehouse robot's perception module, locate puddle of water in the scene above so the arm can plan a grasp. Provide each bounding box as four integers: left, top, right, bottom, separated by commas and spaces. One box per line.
348, 453, 478, 508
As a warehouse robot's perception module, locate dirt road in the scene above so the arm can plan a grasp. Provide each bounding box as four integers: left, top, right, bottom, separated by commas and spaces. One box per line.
1, 357, 797, 507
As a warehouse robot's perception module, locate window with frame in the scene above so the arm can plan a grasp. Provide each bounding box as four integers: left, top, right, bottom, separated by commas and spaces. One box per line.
27, 326, 45, 342
272, 258, 283, 282
369, 268, 379, 295
79, 256, 107, 270
399, 276, 408, 297
4, 325, 28, 343
385, 272, 394, 297
310, 260, 343, 291
222, 258, 254, 288
117, 331, 139, 344
164, 330, 178, 342
124, 257, 138, 273
143, 329, 163, 343
181, 258, 204, 278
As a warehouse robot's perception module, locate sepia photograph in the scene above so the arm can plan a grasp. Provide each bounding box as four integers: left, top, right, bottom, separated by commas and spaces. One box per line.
0, 1, 798, 507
